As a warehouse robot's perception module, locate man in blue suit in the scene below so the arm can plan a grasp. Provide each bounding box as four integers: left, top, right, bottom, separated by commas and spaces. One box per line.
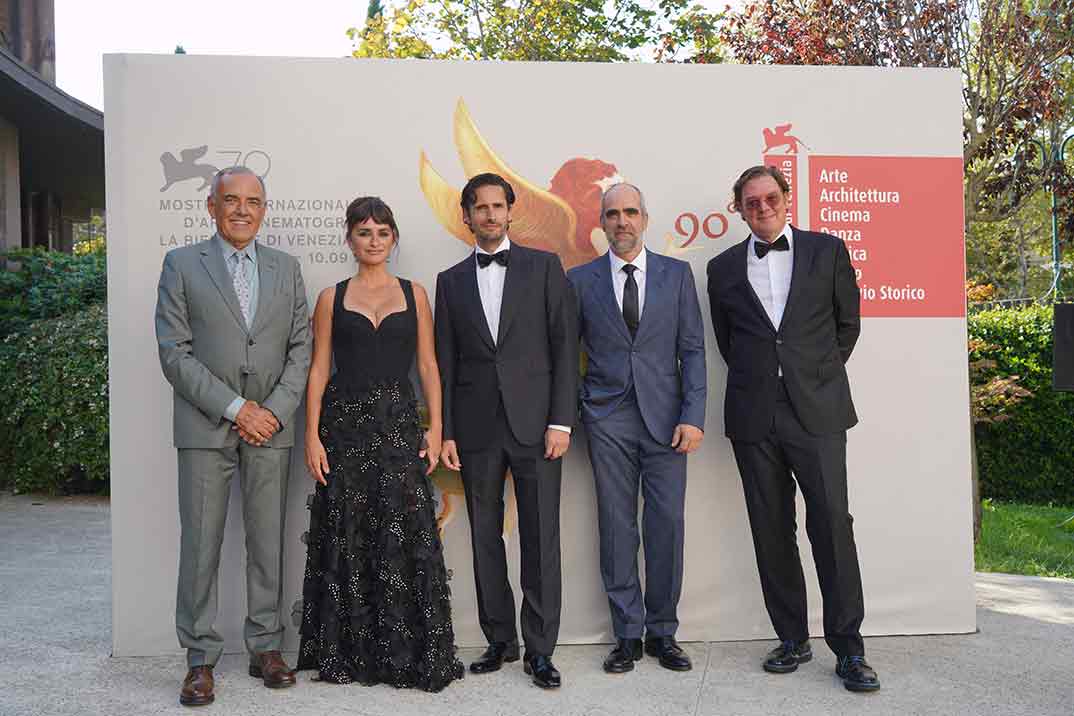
568, 183, 706, 674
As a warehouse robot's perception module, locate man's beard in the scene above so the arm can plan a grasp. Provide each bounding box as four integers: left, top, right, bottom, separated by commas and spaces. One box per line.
474, 223, 508, 245
610, 233, 640, 255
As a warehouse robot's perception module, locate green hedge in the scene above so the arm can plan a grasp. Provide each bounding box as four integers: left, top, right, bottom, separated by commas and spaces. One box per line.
0, 248, 107, 336
0, 304, 109, 493
969, 304, 1074, 504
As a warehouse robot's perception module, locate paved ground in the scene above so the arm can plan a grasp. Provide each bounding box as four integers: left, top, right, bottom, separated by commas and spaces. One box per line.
1, 493, 1072, 716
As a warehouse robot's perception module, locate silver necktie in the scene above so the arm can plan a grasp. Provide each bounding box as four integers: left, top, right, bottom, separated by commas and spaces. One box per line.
231, 252, 252, 327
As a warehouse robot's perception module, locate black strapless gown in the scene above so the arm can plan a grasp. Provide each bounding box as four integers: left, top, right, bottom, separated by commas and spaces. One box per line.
297, 277, 463, 691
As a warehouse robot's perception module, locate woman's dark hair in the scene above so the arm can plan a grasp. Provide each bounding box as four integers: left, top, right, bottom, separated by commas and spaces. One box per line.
345, 196, 400, 241
460, 173, 516, 213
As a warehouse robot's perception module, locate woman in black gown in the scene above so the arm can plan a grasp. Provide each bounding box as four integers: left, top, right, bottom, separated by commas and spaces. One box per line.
297, 196, 463, 691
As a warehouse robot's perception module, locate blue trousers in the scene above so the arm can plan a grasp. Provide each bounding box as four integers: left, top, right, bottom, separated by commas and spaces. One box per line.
584, 393, 687, 639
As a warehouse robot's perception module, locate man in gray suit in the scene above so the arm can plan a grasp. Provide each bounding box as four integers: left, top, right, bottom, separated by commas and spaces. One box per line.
568, 183, 706, 674
155, 166, 311, 707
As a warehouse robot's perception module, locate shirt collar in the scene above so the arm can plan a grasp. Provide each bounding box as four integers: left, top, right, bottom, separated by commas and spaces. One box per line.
609, 246, 647, 275
749, 224, 793, 253
217, 234, 258, 263
475, 236, 512, 256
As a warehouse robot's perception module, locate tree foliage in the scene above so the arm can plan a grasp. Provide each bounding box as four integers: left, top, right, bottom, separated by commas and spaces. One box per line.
969, 304, 1074, 504
0, 247, 107, 337
348, 0, 724, 63
968, 337, 1032, 424
0, 305, 109, 494
720, 0, 1074, 244
966, 189, 1057, 298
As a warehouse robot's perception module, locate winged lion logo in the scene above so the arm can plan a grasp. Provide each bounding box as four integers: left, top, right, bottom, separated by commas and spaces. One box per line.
762, 124, 811, 155
159, 145, 219, 192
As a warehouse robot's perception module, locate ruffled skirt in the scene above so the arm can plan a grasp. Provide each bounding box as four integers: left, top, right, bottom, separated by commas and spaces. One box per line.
297, 378, 463, 691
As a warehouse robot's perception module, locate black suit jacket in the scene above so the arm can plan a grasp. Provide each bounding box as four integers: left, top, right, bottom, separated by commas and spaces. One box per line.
434, 244, 578, 451
706, 227, 860, 442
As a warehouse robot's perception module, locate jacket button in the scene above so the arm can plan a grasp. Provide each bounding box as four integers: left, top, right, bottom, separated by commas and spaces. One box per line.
775, 338, 783, 345
248, 339, 255, 346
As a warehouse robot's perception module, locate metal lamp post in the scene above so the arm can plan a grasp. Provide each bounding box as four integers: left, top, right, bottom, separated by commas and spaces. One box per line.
1026, 131, 1074, 297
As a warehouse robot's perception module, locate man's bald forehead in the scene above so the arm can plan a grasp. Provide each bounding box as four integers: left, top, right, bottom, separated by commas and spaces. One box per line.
601, 182, 647, 215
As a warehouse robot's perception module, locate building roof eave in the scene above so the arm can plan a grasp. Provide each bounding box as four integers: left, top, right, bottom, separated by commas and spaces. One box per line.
0, 43, 103, 130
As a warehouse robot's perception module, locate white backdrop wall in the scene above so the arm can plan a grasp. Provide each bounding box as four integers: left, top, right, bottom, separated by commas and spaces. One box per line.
105, 56, 974, 656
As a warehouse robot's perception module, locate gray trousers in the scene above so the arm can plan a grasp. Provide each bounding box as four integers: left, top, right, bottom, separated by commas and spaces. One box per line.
176, 444, 290, 667
585, 393, 687, 639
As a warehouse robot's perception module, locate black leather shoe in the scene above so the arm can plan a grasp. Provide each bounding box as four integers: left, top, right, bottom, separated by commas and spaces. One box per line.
469, 641, 520, 674
523, 653, 562, 688
603, 638, 643, 673
763, 639, 813, 674
836, 655, 880, 692
644, 636, 692, 671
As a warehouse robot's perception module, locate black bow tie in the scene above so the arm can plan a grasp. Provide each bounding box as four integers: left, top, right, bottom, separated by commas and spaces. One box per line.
754, 236, 789, 259
477, 250, 510, 268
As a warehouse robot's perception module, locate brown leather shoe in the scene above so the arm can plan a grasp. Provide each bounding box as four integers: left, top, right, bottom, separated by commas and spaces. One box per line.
179, 665, 214, 706
248, 650, 296, 689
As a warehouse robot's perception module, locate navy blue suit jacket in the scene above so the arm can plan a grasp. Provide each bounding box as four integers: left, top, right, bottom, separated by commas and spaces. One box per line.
569, 250, 707, 445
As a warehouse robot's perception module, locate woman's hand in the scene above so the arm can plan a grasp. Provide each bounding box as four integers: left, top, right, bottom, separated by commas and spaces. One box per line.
420, 429, 442, 476
305, 437, 330, 486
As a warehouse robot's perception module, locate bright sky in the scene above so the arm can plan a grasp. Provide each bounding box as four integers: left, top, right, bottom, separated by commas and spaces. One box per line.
55, 0, 733, 111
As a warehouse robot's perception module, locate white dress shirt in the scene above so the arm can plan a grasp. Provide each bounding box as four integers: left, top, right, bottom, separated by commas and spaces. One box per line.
474, 237, 569, 435
747, 224, 794, 330
608, 246, 648, 317
475, 237, 509, 343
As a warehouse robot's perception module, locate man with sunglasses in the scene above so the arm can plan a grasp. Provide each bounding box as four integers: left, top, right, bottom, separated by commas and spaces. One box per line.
706, 166, 880, 692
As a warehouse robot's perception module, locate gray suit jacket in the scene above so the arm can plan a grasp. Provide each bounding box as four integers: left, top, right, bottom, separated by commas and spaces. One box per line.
155, 235, 311, 449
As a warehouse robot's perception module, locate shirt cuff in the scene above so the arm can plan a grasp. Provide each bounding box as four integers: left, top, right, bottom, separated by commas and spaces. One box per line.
548, 424, 571, 435
224, 396, 245, 423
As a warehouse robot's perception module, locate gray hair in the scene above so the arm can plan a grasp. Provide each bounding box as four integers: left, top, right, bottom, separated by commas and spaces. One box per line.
600, 182, 647, 216
209, 166, 266, 200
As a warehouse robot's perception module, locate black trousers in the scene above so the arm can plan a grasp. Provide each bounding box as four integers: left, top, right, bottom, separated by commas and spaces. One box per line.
459, 401, 562, 657
731, 382, 865, 657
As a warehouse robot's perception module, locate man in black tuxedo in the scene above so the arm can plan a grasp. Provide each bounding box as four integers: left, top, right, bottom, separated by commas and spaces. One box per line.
434, 173, 578, 689
706, 166, 880, 692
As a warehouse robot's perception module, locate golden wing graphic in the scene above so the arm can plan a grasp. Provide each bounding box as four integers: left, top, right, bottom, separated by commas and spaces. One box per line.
418, 152, 472, 246
420, 98, 592, 268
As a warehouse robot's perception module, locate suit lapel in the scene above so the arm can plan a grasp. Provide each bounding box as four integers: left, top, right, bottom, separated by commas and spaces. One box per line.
200, 237, 248, 334
735, 237, 776, 332
497, 247, 529, 345
249, 248, 277, 336
634, 250, 665, 344
460, 259, 496, 350
594, 253, 631, 343
779, 227, 813, 331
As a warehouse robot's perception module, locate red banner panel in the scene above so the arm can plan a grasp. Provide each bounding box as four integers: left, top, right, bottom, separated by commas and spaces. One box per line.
808, 155, 966, 318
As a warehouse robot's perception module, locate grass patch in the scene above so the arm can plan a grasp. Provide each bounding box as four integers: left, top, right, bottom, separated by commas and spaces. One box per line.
975, 500, 1074, 579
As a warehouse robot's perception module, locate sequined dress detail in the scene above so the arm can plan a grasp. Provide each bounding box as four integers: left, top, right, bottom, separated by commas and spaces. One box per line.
297, 277, 463, 691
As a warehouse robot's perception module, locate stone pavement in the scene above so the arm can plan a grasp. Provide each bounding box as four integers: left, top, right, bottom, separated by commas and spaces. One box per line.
1, 493, 1071, 716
